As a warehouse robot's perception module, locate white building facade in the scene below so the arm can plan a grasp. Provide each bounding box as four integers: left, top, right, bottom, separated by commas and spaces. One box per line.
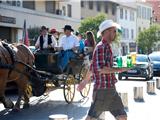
0, 0, 81, 43
136, 2, 152, 53
136, 2, 152, 34
117, 3, 137, 55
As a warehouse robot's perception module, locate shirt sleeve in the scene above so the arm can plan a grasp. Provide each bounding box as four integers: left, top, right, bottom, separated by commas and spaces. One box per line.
58, 37, 63, 47
92, 46, 105, 72
51, 35, 57, 47
35, 36, 40, 49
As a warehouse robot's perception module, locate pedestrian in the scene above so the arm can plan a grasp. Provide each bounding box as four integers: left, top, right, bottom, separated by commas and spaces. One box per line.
58, 25, 79, 72
35, 26, 57, 50
77, 20, 130, 120
84, 31, 96, 59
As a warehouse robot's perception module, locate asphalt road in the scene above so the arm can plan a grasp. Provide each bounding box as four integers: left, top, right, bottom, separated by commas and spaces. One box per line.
0, 77, 160, 120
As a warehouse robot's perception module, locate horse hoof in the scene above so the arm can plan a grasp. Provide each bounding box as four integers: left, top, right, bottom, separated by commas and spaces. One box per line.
23, 104, 30, 109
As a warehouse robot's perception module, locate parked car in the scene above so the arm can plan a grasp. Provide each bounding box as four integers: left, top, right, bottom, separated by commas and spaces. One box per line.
149, 51, 160, 76
118, 54, 153, 80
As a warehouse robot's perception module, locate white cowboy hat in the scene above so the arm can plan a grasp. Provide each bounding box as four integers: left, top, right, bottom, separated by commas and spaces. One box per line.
97, 20, 121, 38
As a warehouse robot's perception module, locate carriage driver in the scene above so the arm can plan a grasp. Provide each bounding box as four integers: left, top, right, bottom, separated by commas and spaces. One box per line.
58, 25, 79, 72
35, 26, 57, 50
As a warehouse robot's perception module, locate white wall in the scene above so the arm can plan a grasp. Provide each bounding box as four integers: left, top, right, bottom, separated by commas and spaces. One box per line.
117, 3, 137, 54
0, 3, 81, 41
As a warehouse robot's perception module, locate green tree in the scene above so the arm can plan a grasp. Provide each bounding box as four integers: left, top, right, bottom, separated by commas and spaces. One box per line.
28, 26, 41, 41
136, 24, 160, 54
78, 13, 107, 42
78, 13, 122, 43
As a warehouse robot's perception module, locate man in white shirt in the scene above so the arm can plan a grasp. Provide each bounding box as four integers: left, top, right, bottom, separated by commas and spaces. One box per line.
58, 25, 79, 72
35, 26, 57, 50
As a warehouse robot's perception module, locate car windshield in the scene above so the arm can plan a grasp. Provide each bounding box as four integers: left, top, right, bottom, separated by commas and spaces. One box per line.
149, 55, 160, 61
136, 55, 148, 62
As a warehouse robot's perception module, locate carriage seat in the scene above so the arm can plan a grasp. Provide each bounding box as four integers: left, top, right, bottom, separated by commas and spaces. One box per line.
34, 51, 63, 74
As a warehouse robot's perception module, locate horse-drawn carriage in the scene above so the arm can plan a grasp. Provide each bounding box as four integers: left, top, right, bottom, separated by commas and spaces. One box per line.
33, 49, 91, 103
0, 41, 91, 110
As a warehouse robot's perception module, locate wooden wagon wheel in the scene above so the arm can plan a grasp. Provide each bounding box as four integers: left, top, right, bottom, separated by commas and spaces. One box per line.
63, 74, 75, 104
78, 64, 91, 98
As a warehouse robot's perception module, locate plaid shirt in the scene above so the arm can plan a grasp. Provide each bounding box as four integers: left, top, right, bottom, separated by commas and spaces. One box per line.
91, 39, 117, 90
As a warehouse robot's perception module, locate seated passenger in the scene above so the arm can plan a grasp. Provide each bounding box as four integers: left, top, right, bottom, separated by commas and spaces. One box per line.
75, 31, 85, 54
58, 25, 79, 72
35, 26, 57, 51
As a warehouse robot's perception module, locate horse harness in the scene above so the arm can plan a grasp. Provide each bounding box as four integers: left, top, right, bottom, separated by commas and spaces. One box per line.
0, 41, 29, 78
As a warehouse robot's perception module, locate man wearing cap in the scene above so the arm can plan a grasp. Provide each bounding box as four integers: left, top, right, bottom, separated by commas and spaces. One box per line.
35, 26, 57, 50
77, 20, 129, 120
57, 25, 79, 72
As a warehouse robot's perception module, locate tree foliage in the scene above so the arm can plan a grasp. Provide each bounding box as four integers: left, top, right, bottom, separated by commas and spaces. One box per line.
78, 13, 122, 43
78, 13, 107, 42
28, 26, 41, 41
136, 24, 160, 54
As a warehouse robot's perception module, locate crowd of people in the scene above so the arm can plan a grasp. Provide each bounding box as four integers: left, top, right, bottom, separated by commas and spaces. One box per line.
34, 24, 96, 72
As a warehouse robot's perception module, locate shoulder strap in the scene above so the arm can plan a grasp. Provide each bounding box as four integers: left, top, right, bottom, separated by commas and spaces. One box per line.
40, 35, 43, 50
48, 34, 52, 45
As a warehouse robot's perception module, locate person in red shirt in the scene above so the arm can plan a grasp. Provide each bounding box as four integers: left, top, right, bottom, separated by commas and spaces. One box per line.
77, 20, 130, 120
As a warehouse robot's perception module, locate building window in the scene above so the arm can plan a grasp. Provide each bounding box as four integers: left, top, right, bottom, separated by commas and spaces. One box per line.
6, 0, 12, 5
138, 27, 141, 33
122, 28, 129, 39
131, 29, 134, 39
137, 6, 141, 18
67, 4, 72, 17
122, 28, 126, 39
112, 4, 116, 15
45, 1, 56, 14
105, 4, 108, 13
96, 1, 101, 11
120, 8, 123, 19
81, 1, 84, 7
144, 7, 147, 19
88, 1, 93, 10
147, 8, 151, 20
12, 1, 16, 6
62, 6, 66, 16
130, 10, 135, 21
23, 1, 35, 10
3, 0, 22, 7
126, 29, 129, 39
125, 10, 127, 20
142, 7, 145, 19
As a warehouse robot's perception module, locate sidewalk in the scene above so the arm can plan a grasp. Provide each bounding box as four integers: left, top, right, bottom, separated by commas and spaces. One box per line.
104, 79, 160, 120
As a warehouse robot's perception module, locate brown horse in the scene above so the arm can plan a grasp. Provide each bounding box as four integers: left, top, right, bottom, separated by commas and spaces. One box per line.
0, 41, 34, 110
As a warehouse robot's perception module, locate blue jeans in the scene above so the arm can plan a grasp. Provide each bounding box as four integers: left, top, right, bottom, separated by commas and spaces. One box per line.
58, 50, 76, 72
